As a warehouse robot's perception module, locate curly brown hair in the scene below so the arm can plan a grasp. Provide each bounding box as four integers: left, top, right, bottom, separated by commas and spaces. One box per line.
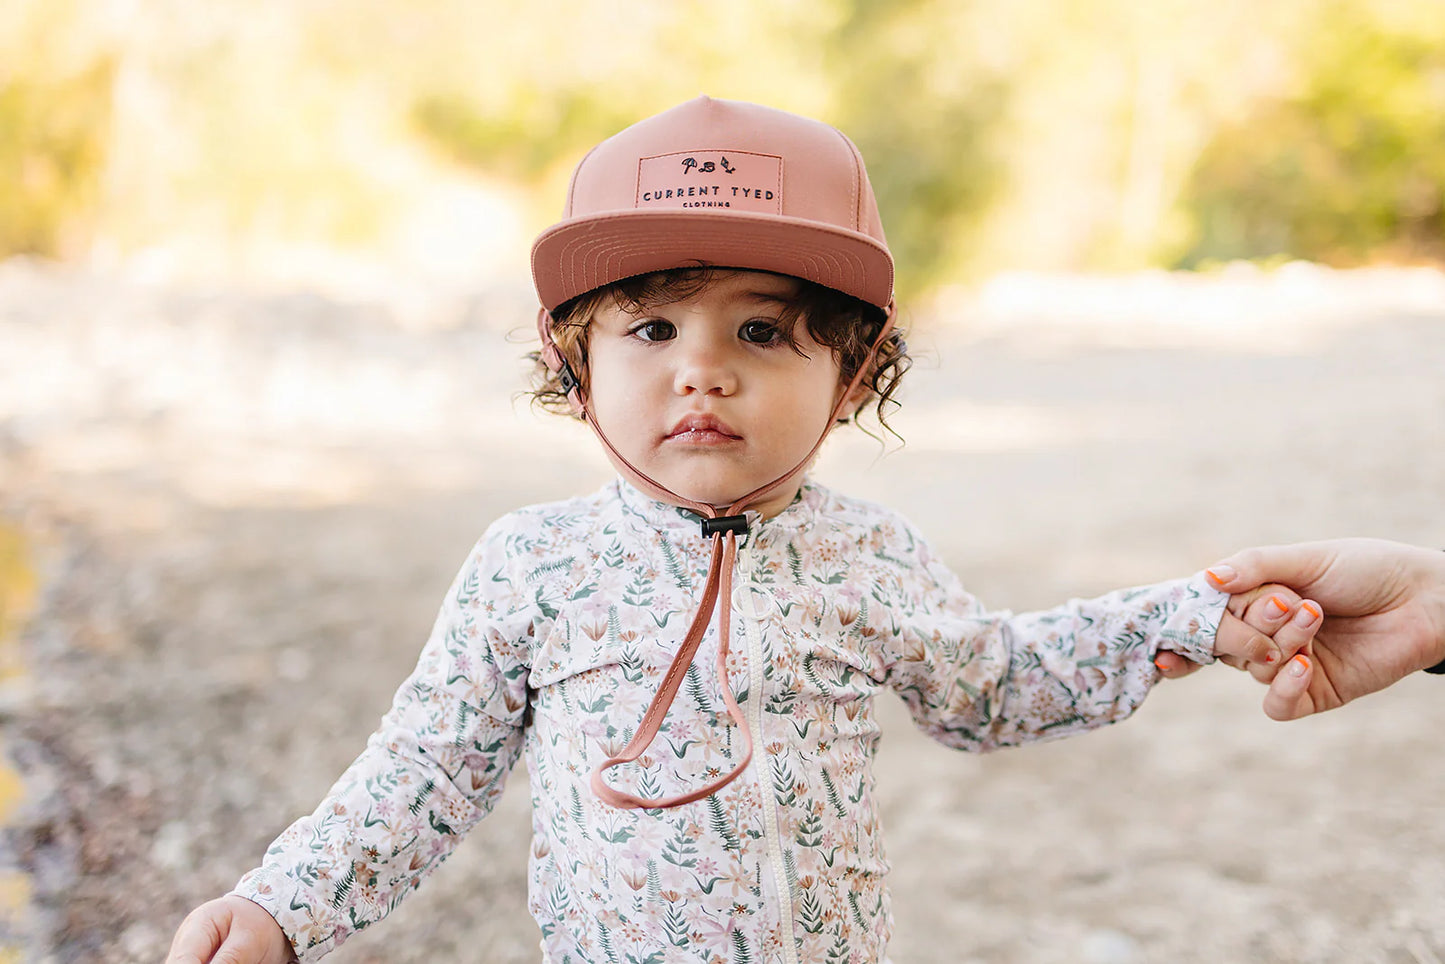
528, 268, 910, 438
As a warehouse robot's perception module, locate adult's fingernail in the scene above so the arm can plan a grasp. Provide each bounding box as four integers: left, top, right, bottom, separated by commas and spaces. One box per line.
1294, 602, 1321, 626
1154, 656, 1168, 672
1288, 654, 1310, 677
1206, 565, 1236, 587
1268, 595, 1290, 617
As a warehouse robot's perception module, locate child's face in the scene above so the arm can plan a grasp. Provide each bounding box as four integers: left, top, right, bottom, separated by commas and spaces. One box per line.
585, 271, 857, 519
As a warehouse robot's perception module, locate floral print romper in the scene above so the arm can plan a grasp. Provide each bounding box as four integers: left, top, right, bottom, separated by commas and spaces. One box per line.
234, 480, 1225, 964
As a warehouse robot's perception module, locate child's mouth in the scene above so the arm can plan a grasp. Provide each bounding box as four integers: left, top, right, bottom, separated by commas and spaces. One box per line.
666, 414, 742, 445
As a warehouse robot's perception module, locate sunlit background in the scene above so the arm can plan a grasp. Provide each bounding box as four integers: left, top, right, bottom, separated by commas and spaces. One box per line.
2, 1, 1444, 962
5, 0, 1444, 289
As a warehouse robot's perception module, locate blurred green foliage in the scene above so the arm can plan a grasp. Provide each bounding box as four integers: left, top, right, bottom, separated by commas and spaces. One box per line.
407, 0, 1011, 297
3, 0, 1443, 288
411, 88, 641, 186
0, 60, 112, 258
1175, 9, 1445, 266
824, 0, 1009, 295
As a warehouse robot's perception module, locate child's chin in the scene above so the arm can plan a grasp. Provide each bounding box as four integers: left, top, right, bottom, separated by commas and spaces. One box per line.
672, 481, 801, 520
659, 484, 749, 513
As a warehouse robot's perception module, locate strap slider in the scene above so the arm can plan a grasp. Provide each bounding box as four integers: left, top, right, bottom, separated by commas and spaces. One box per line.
557, 360, 579, 395
700, 514, 750, 538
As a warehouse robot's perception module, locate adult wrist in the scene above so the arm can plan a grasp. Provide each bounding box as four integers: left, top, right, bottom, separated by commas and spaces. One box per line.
1425, 549, 1445, 674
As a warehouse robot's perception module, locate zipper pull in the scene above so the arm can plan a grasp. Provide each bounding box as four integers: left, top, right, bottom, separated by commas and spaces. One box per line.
735, 539, 755, 577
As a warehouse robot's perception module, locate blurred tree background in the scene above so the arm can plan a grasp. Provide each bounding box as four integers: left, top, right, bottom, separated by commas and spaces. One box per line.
1, 0, 1441, 300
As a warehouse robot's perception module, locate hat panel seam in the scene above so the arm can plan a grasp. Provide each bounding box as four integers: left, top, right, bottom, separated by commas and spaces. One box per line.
565, 143, 603, 219
826, 126, 862, 233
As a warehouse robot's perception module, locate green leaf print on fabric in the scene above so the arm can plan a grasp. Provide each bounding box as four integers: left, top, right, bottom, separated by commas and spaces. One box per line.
622, 570, 654, 608
663, 901, 690, 947
661, 825, 697, 867
658, 536, 692, 589
454, 565, 482, 605
706, 795, 741, 851
330, 864, 355, 908
229, 481, 1227, 964
798, 886, 825, 934
771, 756, 799, 808
765, 685, 797, 716
796, 808, 823, 848
533, 585, 559, 620
820, 768, 848, 820
407, 780, 434, 816
731, 929, 752, 964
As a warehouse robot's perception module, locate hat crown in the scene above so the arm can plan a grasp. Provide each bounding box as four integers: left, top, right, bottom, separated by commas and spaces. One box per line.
532, 96, 893, 310
563, 96, 885, 246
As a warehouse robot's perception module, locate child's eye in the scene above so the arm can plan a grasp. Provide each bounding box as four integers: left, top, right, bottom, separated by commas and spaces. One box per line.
630, 319, 676, 342
739, 319, 782, 345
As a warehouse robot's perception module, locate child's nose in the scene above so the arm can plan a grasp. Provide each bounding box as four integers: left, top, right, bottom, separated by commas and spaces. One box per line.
673, 343, 737, 396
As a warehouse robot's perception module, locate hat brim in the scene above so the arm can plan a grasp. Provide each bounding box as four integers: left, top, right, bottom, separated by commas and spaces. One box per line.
531, 210, 894, 312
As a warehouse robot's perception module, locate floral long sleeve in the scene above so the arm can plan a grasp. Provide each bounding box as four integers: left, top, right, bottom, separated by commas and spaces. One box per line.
232, 525, 536, 959
882, 535, 1222, 751
231, 479, 1227, 964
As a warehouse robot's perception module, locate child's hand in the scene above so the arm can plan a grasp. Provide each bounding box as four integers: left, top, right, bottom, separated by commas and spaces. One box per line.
1220, 584, 1323, 679
165, 896, 297, 964
1156, 583, 1322, 681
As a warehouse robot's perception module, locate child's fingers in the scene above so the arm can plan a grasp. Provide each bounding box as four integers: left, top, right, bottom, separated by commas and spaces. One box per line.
1153, 651, 1200, 679
1214, 609, 1288, 680
1224, 583, 1297, 618
1262, 653, 1316, 721
1225, 584, 1307, 681
166, 908, 225, 964
166, 897, 290, 964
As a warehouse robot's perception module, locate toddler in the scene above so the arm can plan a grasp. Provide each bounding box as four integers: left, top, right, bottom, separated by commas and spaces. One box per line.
166, 96, 1322, 964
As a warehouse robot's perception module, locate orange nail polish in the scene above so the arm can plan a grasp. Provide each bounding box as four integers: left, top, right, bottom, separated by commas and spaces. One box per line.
1302, 602, 1321, 620
1288, 654, 1310, 676
1206, 567, 1229, 587
1268, 595, 1290, 616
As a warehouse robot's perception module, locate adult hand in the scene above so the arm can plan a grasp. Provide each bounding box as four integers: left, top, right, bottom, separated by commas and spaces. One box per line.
165, 895, 297, 964
1206, 538, 1445, 721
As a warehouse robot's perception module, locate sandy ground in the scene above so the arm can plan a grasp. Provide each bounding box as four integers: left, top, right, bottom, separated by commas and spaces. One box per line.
2, 260, 1444, 963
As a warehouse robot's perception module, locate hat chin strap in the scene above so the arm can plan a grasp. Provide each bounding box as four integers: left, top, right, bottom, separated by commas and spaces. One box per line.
537, 302, 896, 809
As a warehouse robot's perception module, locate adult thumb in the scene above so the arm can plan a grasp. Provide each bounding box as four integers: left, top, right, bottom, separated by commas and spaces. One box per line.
1205, 543, 1331, 595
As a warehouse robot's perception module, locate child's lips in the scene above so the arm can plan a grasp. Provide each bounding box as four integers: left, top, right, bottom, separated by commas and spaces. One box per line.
665, 414, 742, 444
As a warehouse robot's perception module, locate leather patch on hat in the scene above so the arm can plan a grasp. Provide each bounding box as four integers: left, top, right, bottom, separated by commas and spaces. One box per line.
636, 151, 782, 213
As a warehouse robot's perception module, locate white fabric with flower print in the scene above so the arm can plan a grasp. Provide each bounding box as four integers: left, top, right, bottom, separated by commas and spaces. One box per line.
232, 479, 1225, 964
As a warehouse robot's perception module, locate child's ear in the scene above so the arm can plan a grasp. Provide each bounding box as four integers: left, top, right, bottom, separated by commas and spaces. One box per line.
834, 380, 871, 422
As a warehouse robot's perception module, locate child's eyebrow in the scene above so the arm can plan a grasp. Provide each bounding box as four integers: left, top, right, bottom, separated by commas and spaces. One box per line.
734, 287, 797, 306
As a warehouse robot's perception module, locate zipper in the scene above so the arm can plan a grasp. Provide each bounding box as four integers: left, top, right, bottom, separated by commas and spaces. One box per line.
734, 540, 802, 964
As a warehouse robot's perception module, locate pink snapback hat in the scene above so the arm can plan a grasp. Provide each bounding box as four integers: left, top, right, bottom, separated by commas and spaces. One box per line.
531, 95, 894, 312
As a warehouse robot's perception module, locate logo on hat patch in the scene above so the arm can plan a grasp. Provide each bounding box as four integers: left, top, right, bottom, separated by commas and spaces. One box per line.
681, 155, 736, 175
636, 151, 783, 213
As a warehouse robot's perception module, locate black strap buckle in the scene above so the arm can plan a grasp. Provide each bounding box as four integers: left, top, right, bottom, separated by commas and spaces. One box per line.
700, 514, 750, 538
557, 360, 579, 395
